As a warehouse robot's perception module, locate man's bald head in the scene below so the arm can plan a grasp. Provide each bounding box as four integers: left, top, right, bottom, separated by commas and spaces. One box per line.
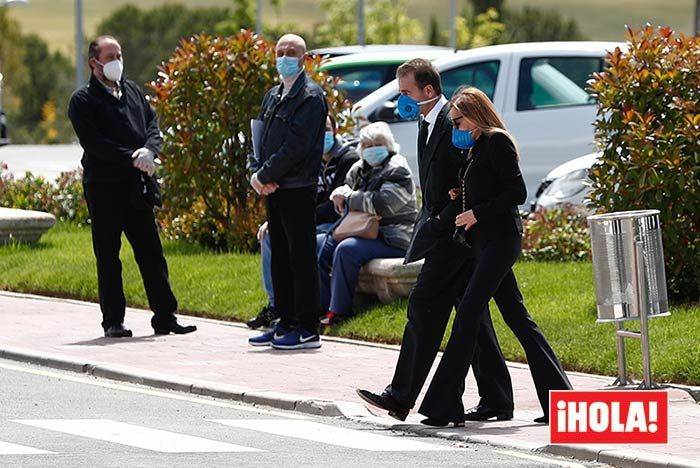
275, 34, 307, 59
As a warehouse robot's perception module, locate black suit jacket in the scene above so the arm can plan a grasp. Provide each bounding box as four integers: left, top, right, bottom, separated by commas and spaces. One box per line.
463, 130, 526, 243
404, 103, 464, 264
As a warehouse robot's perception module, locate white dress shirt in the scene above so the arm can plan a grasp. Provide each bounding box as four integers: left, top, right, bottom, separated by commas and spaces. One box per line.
424, 95, 449, 142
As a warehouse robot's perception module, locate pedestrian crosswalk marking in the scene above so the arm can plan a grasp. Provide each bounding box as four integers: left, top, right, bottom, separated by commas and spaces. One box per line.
0, 441, 54, 455
0, 362, 307, 419
213, 419, 458, 452
11, 419, 263, 453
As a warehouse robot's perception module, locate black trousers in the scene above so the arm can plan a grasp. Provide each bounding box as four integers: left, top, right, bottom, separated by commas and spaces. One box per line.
266, 186, 320, 332
419, 235, 572, 421
385, 238, 514, 411
83, 180, 178, 330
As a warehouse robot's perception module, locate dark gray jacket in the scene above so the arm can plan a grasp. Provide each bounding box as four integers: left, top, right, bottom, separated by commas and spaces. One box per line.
250, 73, 328, 189
345, 154, 418, 251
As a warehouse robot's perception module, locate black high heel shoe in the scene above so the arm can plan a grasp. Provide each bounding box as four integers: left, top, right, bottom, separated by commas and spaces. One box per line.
420, 418, 465, 428
534, 415, 549, 424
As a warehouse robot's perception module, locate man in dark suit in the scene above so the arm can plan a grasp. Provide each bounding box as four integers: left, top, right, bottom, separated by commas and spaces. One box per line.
68, 35, 196, 338
357, 59, 513, 424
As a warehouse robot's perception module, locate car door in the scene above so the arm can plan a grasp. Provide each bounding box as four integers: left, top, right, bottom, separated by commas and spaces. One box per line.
368, 59, 505, 187
501, 52, 606, 201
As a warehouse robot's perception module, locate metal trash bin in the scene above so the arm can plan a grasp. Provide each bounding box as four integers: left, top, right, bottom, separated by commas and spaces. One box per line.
587, 209, 670, 389
588, 209, 670, 323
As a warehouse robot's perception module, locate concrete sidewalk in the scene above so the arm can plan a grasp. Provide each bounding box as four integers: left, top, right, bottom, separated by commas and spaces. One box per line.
1, 291, 698, 468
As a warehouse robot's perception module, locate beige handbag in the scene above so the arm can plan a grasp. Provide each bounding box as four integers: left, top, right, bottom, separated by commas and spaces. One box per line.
332, 210, 382, 242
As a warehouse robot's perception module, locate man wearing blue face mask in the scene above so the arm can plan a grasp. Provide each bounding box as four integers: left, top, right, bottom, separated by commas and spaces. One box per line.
248, 114, 358, 330
357, 59, 514, 426
248, 34, 328, 350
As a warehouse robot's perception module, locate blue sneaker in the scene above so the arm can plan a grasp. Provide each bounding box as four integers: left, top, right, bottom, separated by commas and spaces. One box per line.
248, 324, 289, 347
271, 328, 321, 350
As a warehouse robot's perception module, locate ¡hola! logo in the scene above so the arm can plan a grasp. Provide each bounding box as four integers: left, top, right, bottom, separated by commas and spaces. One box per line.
550, 390, 668, 444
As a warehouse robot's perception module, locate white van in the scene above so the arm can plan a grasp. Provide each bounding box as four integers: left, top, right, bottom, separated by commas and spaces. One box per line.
351, 41, 622, 205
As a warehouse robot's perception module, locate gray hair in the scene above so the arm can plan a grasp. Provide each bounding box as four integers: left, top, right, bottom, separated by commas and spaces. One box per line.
358, 122, 400, 154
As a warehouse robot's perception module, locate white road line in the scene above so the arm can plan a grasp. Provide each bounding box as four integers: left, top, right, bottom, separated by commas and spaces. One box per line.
496, 450, 587, 468
0, 441, 54, 455
0, 362, 307, 419
11, 419, 263, 453
213, 419, 459, 452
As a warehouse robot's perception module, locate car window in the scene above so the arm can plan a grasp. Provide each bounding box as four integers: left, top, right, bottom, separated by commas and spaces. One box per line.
441, 60, 500, 100
376, 60, 500, 123
517, 57, 603, 111
327, 65, 394, 103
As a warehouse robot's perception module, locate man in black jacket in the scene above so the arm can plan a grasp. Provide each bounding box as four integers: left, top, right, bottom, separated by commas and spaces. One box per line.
357, 59, 514, 424
248, 33, 328, 350
68, 35, 196, 338
247, 114, 358, 329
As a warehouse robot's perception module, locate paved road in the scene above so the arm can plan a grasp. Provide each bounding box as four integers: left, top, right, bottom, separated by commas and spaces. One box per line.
0, 144, 82, 181
0, 359, 609, 468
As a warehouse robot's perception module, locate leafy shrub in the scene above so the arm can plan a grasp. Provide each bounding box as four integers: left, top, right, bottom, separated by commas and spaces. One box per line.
588, 26, 700, 300
521, 205, 591, 261
0, 162, 89, 224
149, 30, 355, 251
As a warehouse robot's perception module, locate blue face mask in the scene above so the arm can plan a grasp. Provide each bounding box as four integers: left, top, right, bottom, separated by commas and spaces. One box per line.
452, 127, 476, 150
276, 55, 302, 78
362, 145, 390, 166
323, 131, 335, 154
397, 94, 439, 120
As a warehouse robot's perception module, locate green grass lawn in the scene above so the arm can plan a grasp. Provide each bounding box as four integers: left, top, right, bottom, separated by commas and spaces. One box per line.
6, 0, 696, 56
1, 223, 699, 385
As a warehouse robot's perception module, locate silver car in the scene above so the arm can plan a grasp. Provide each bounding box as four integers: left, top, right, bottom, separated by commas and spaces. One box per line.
531, 151, 600, 212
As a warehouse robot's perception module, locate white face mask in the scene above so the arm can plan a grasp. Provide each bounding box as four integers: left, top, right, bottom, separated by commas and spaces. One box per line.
97, 59, 123, 82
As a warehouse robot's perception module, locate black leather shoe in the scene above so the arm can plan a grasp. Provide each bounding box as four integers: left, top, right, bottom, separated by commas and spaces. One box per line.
534, 415, 549, 424
464, 404, 514, 421
421, 418, 465, 428
356, 389, 409, 421
104, 324, 133, 338
246, 304, 278, 329
152, 316, 197, 335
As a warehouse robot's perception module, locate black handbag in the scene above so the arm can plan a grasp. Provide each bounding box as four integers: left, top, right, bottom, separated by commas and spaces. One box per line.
131, 173, 162, 209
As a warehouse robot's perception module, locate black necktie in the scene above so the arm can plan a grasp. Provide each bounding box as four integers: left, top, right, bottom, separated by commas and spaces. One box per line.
418, 118, 430, 160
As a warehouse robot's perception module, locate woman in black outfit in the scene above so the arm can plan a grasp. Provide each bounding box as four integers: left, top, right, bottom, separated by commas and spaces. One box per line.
418, 87, 572, 427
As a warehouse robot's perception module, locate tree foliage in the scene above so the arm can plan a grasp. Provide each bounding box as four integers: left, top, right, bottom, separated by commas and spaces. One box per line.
467, 0, 585, 43
0, 8, 28, 132
12, 34, 74, 144
453, 8, 505, 49
500, 6, 586, 43
149, 30, 355, 251
313, 0, 424, 47
588, 25, 700, 301
0, 11, 74, 144
97, 4, 228, 89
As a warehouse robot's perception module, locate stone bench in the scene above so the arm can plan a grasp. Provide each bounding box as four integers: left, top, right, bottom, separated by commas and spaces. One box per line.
356, 257, 424, 304
0, 207, 56, 245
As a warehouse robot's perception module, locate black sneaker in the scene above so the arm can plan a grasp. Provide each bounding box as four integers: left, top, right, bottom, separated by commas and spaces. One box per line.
246, 304, 278, 329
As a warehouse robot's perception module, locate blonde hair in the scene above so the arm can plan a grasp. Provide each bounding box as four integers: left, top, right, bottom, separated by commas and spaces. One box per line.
450, 86, 507, 133
358, 122, 400, 154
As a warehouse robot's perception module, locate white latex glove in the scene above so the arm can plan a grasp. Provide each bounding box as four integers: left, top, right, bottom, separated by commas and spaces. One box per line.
257, 221, 268, 243
331, 184, 353, 213
330, 184, 353, 200
250, 173, 264, 195
132, 148, 156, 176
